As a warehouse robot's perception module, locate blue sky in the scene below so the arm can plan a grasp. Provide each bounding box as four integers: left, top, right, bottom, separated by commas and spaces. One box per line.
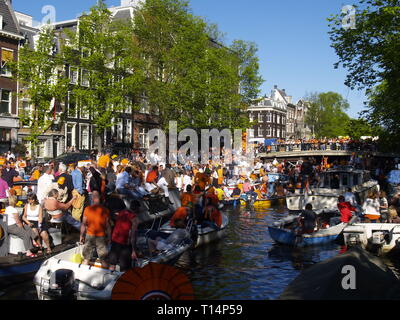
12, 0, 367, 118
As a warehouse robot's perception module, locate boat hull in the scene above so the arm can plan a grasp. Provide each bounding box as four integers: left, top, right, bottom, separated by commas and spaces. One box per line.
268, 223, 346, 247
343, 223, 400, 255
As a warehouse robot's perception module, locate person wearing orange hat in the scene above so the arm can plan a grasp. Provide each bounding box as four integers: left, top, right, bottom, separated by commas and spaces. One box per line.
97, 150, 111, 170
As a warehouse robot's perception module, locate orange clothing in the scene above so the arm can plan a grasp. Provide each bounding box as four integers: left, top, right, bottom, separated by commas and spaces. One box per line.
30, 170, 40, 181
146, 170, 158, 183
181, 193, 194, 208
84, 205, 110, 237
170, 207, 189, 227
195, 172, 209, 191
205, 192, 219, 206
255, 189, 263, 199
204, 206, 222, 227
217, 168, 224, 185
97, 155, 111, 169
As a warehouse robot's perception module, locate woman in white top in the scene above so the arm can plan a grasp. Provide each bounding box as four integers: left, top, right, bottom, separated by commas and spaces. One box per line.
22, 194, 51, 253
362, 190, 381, 222
5, 196, 37, 257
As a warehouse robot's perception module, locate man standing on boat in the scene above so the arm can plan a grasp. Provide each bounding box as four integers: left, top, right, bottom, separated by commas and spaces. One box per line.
80, 191, 111, 269
298, 203, 318, 235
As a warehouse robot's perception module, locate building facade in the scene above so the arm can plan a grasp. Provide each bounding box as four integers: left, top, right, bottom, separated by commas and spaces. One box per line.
248, 86, 289, 140
12, 0, 159, 158
0, 0, 23, 154
294, 99, 313, 139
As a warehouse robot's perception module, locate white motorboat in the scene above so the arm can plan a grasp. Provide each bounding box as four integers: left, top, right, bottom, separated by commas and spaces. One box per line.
33, 229, 193, 300
343, 223, 400, 256
159, 214, 229, 248
286, 167, 379, 212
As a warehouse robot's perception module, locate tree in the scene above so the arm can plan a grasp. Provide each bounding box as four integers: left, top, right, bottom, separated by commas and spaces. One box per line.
304, 92, 350, 138
10, 26, 69, 156
328, 0, 400, 143
61, 0, 145, 143
345, 118, 380, 140
133, 0, 262, 132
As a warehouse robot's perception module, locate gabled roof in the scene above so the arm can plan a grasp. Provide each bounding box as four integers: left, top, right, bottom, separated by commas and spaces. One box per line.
113, 8, 133, 21
0, 0, 22, 38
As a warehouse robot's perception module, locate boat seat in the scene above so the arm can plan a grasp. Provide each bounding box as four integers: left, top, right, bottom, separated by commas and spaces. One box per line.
9, 234, 26, 255
8, 227, 62, 254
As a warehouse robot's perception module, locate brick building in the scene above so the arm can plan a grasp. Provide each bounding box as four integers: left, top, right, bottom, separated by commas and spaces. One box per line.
0, 0, 23, 154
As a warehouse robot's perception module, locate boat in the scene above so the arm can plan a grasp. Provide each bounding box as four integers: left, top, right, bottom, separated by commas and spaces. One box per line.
159, 213, 229, 248
268, 212, 350, 247
33, 228, 193, 300
343, 222, 400, 256
105, 188, 182, 224
238, 194, 286, 209
0, 214, 77, 288
286, 167, 379, 213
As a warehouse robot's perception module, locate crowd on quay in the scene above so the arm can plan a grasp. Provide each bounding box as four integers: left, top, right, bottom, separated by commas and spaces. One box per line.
0, 145, 399, 268
257, 137, 379, 154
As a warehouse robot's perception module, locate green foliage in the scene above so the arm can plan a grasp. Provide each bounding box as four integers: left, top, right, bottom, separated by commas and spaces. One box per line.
328, 0, 400, 143
133, 0, 262, 132
14, 0, 264, 151
10, 26, 69, 154
61, 0, 145, 134
345, 118, 380, 140
305, 92, 350, 138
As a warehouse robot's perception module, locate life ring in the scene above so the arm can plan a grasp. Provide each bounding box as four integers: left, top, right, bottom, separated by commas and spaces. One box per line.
111, 263, 194, 300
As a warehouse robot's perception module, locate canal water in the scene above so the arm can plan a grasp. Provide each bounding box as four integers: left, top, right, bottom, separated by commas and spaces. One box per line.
0, 203, 343, 300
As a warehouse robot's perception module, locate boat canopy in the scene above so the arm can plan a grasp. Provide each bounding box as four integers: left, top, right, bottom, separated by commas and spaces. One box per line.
317, 170, 371, 190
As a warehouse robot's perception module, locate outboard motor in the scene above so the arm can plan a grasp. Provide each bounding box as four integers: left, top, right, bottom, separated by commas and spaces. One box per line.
47, 269, 75, 300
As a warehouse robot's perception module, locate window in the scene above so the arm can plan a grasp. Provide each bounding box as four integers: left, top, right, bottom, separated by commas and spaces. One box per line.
125, 98, 132, 114
36, 140, 45, 158
0, 89, 11, 114
0, 15, 3, 30
266, 126, 271, 137
266, 113, 271, 122
81, 69, 90, 87
66, 124, 76, 148
139, 97, 150, 114
258, 113, 263, 123
69, 67, 78, 84
68, 92, 77, 118
126, 119, 132, 143
0, 128, 10, 142
80, 103, 89, 119
249, 112, 254, 122
277, 128, 281, 138
258, 128, 263, 137
116, 119, 123, 143
80, 124, 90, 150
1, 49, 13, 77
21, 100, 31, 127
139, 127, 149, 149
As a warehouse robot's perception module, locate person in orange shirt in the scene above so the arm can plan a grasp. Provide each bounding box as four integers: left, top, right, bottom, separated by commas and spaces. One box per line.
97, 151, 111, 170
217, 166, 224, 185
170, 207, 190, 227
80, 191, 111, 268
202, 198, 222, 229
181, 185, 194, 208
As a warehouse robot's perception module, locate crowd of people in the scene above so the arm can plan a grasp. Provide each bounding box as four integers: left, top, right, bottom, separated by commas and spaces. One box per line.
0, 145, 399, 269
257, 138, 379, 154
